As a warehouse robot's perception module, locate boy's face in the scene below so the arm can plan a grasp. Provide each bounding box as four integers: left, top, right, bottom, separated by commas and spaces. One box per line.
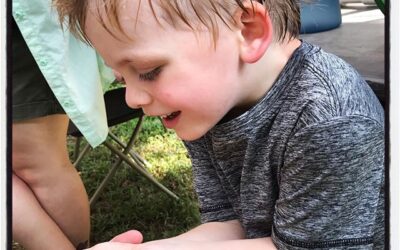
86, 1, 246, 141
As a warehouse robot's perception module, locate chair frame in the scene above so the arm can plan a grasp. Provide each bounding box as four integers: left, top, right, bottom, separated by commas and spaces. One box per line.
69, 88, 179, 207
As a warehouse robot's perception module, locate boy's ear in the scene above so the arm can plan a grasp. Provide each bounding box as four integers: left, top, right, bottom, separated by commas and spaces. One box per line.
236, 1, 273, 63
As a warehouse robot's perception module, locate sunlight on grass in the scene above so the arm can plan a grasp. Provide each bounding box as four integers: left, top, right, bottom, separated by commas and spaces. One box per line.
70, 116, 201, 244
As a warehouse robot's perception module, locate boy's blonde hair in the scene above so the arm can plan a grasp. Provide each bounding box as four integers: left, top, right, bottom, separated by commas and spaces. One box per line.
53, 0, 302, 44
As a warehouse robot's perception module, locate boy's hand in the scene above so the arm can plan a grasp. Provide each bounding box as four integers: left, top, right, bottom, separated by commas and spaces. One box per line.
84, 230, 144, 250
85, 238, 179, 250
86, 237, 276, 250
110, 230, 144, 244
85, 222, 276, 250
86, 238, 194, 250
85, 242, 140, 250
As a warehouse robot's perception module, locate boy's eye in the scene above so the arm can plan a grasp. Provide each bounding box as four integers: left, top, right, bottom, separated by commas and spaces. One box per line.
138, 66, 162, 81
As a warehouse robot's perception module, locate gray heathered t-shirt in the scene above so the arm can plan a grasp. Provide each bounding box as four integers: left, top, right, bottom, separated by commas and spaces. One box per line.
184, 41, 384, 249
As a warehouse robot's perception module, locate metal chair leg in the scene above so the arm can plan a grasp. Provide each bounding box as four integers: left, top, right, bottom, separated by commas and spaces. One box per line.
89, 115, 179, 206
103, 140, 179, 200
75, 114, 179, 207
73, 143, 91, 169
73, 137, 82, 162
108, 131, 151, 170
89, 116, 144, 206
89, 153, 123, 207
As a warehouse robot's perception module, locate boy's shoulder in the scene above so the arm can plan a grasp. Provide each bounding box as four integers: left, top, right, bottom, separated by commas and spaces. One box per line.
292, 41, 357, 80
275, 41, 383, 125
278, 41, 359, 94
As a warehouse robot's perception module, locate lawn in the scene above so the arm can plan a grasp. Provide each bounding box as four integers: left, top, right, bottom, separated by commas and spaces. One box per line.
13, 116, 201, 249
77, 116, 201, 244
13, 117, 200, 250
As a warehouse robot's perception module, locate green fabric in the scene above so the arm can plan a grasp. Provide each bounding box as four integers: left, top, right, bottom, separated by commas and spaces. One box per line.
375, 0, 385, 14
13, 0, 115, 147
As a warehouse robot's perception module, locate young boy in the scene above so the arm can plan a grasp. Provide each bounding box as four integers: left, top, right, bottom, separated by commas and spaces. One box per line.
54, 0, 384, 249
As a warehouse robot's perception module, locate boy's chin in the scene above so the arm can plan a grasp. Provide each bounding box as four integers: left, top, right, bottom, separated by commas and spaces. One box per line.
175, 129, 208, 142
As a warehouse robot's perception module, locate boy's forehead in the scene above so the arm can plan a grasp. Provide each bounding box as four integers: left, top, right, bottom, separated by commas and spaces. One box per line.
87, 0, 229, 34
84, 0, 239, 47
86, 0, 164, 41
88, 0, 166, 27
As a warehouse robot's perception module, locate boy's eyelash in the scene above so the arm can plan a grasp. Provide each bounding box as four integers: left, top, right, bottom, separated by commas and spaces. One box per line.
138, 67, 162, 81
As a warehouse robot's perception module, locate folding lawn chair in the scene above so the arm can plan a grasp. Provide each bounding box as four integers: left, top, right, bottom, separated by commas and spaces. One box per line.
68, 87, 179, 207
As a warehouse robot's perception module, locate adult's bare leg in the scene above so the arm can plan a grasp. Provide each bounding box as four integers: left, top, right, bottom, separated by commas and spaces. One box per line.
13, 174, 75, 250
13, 114, 90, 248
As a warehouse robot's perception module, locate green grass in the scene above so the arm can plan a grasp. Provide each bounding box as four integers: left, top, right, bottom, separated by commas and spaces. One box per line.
70, 117, 201, 244
12, 117, 200, 249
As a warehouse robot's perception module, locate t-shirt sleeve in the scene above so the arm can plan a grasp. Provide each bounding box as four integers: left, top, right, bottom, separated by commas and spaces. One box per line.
272, 116, 384, 249
184, 139, 238, 223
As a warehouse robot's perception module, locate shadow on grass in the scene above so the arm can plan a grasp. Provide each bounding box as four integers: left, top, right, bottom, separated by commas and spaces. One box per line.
89, 168, 201, 244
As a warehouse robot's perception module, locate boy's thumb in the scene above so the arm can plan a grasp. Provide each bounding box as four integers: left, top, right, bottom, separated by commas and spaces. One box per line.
110, 230, 144, 244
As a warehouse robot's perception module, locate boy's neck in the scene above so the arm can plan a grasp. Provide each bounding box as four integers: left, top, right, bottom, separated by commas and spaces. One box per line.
222, 37, 301, 123
241, 38, 301, 106
261, 37, 302, 91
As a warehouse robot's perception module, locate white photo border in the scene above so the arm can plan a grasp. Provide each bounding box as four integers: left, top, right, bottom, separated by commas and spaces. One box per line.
0, 0, 9, 249
390, 0, 399, 248
0, 0, 398, 249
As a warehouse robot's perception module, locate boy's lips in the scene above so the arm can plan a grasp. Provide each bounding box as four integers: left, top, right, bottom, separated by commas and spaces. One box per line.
160, 111, 181, 129
160, 111, 180, 119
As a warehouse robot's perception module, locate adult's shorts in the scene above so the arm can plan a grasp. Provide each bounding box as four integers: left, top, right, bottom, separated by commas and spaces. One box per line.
12, 18, 65, 122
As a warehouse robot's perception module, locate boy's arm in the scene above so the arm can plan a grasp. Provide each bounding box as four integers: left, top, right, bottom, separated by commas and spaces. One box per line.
170, 219, 246, 241
88, 237, 276, 250
146, 220, 276, 250
146, 237, 276, 250
89, 220, 277, 250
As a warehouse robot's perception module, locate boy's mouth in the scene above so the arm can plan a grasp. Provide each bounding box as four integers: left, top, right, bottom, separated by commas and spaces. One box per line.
160, 111, 181, 129
160, 111, 181, 121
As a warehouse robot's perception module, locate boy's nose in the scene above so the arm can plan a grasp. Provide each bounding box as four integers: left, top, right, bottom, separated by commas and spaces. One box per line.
124, 84, 152, 109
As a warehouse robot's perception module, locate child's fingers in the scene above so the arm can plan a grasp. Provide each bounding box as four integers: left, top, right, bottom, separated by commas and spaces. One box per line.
110, 230, 144, 244
85, 242, 142, 250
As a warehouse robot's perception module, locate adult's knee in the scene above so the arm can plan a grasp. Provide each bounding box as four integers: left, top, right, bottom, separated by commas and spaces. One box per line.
12, 146, 40, 180
12, 145, 72, 188
12, 115, 71, 179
